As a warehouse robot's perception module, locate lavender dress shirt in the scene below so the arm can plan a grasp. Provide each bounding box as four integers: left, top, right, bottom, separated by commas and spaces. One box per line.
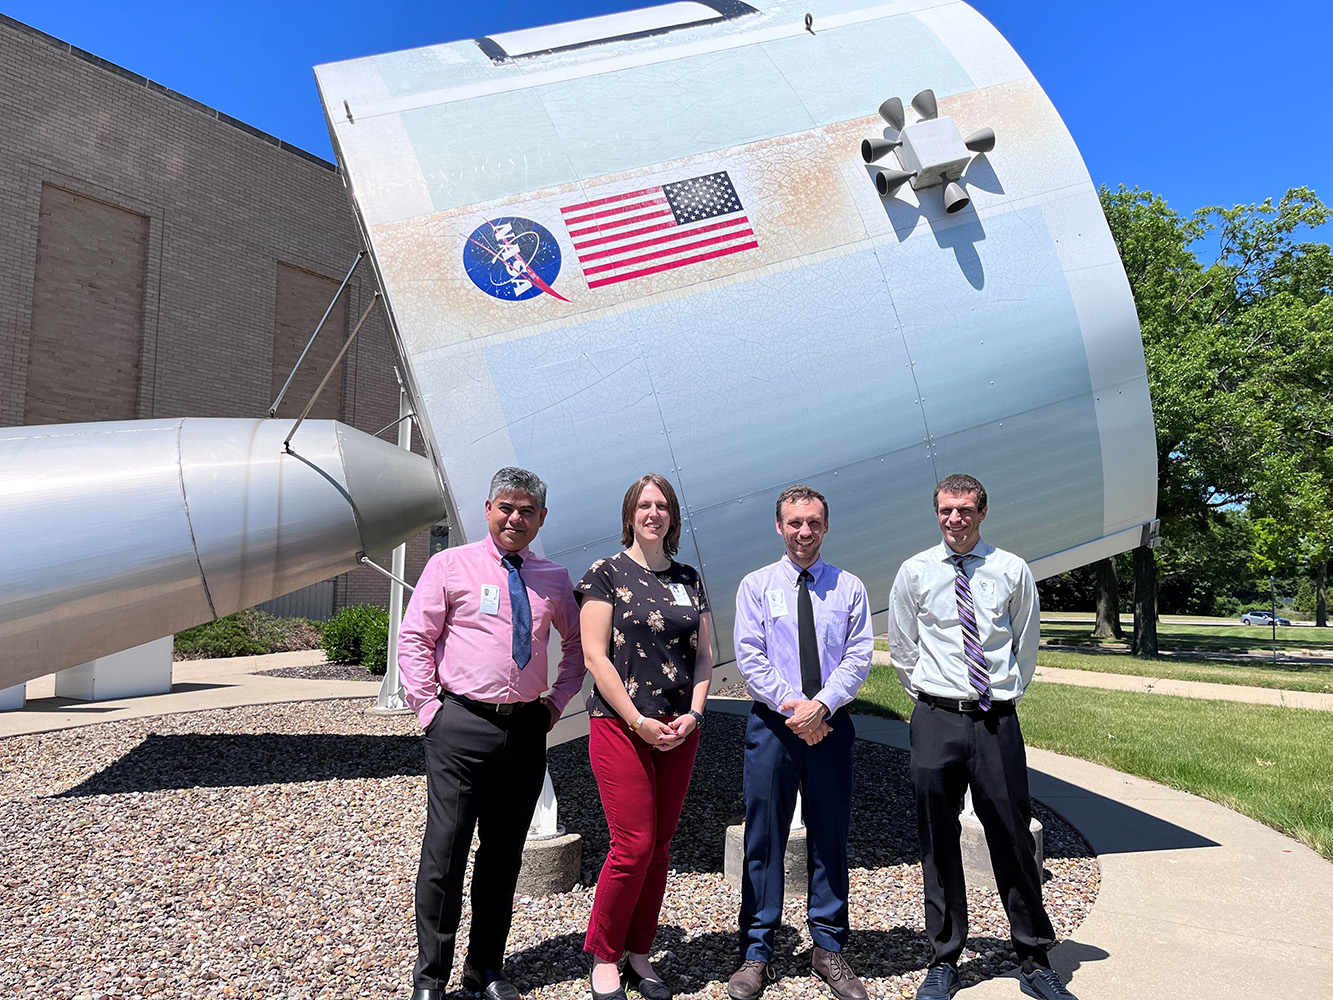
733, 555, 874, 714
398, 533, 585, 728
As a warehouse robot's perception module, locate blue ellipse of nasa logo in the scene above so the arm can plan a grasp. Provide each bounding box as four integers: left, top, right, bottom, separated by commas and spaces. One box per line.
462, 217, 562, 301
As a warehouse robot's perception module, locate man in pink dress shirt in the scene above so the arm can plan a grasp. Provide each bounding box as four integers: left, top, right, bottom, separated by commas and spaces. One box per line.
398, 467, 584, 1000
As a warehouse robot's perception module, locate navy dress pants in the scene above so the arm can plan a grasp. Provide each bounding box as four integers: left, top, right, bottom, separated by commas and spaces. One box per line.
739, 702, 855, 962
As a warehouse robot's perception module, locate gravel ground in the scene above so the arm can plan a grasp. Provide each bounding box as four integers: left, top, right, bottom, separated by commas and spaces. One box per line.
0, 702, 1097, 1000
255, 663, 380, 681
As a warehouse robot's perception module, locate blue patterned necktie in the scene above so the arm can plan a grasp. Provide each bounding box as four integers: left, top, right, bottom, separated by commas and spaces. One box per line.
951, 554, 991, 710
502, 552, 532, 669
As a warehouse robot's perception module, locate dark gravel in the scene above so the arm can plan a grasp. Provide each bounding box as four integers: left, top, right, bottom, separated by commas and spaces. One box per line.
0, 702, 1097, 1000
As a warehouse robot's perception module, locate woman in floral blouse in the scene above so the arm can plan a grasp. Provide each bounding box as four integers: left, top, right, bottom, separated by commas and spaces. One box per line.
578, 473, 713, 1000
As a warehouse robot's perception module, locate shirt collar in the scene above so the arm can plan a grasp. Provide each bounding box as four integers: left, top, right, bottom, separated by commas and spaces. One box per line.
483, 532, 532, 564
781, 554, 827, 586
938, 538, 993, 563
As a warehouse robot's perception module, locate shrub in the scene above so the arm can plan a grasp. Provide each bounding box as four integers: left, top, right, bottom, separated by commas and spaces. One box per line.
322, 604, 391, 671
174, 613, 267, 659
174, 609, 325, 660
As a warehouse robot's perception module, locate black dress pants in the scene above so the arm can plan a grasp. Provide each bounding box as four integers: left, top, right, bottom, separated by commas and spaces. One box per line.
909, 698, 1055, 973
414, 695, 548, 990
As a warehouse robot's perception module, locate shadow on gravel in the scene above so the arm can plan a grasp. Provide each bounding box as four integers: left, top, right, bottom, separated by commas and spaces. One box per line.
56, 733, 425, 796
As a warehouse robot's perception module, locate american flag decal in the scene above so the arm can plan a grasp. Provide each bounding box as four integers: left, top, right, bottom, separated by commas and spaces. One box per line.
561, 171, 758, 290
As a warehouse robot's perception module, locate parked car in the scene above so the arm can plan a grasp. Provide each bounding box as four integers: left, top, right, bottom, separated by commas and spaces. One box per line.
1240, 610, 1292, 626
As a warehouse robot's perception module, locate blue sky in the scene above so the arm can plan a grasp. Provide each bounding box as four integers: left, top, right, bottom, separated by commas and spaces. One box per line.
5, 0, 1331, 245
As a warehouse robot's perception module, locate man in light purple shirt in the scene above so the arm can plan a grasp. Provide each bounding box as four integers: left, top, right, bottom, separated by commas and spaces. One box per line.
398, 467, 583, 1000
728, 485, 874, 1000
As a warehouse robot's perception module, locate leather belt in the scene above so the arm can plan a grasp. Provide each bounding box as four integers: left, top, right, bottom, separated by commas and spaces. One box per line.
441, 690, 536, 717
917, 691, 1015, 714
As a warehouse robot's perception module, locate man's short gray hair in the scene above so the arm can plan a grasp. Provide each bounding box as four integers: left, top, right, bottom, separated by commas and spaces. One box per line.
488, 467, 547, 508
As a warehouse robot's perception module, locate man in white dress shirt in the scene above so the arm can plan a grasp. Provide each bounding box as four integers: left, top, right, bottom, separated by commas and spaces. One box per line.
888, 474, 1077, 1000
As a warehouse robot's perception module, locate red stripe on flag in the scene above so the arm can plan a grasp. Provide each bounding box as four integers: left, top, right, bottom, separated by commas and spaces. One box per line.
567, 208, 672, 238
560, 185, 661, 214
575, 217, 751, 263
571, 219, 679, 251
561, 195, 668, 227
581, 227, 757, 276
586, 240, 760, 289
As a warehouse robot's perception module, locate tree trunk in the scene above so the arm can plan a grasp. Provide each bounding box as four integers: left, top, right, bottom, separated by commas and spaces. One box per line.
1318, 560, 1328, 628
1090, 557, 1124, 639
1131, 544, 1158, 658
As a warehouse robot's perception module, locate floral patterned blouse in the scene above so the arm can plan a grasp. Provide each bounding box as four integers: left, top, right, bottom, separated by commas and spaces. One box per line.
577, 551, 710, 718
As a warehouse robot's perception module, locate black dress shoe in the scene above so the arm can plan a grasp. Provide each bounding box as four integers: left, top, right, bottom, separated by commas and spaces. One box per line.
462, 961, 523, 1000
590, 974, 628, 1000
624, 966, 673, 1000
411, 990, 442, 1000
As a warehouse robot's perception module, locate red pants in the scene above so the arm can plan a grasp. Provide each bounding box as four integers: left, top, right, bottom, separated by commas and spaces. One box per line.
584, 716, 700, 961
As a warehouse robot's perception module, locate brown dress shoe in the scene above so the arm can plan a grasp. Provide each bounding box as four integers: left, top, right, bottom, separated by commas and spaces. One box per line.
728, 960, 772, 1000
811, 947, 868, 1000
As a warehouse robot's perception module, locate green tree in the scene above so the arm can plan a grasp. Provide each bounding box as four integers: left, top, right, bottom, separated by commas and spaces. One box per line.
1101, 186, 1332, 655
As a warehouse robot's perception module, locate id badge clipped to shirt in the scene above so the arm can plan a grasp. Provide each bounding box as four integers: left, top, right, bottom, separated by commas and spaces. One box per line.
766, 589, 788, 617
480, 584, 501, 615
669, 583, 692, 607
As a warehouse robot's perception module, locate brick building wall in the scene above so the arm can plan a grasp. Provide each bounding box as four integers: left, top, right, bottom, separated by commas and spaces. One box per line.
0, 14, 432, 617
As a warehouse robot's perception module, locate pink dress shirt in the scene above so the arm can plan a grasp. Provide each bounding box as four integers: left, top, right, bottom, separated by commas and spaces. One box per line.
398, 533, 585, 728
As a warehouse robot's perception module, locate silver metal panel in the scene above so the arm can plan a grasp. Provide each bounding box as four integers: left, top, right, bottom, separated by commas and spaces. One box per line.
0, 420, 211, 685
257, 581, 335, 622
317, 0, 1159, 678
180, 419, 365, 616
0, 419, 446, 688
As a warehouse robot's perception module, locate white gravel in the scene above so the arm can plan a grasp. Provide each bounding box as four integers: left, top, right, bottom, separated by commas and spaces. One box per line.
0, 701, 1097, 1000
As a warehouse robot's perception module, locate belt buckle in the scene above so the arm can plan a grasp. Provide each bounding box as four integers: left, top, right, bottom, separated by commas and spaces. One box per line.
493, 702, 520, 716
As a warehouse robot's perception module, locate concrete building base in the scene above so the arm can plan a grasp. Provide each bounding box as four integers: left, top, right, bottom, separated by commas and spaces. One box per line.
54, 636, 173, 701
0, 682, 24, 711
961, 812, 1044, 892
517, 832, 582, 896
724, 822, 809, 894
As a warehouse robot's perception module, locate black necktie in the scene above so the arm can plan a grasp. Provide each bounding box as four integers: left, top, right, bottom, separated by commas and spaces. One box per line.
797, 569, 820, 699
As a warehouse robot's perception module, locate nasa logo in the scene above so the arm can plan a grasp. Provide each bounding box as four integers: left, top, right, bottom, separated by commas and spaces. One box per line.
461, 217, 569, 302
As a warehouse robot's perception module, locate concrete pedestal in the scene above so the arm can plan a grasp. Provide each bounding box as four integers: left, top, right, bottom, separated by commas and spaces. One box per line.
54, 636, 173, 701
0, 682, 25, 711
724, 822, 808, 894
516, 832, 582, 896
961, 812, 1044, 892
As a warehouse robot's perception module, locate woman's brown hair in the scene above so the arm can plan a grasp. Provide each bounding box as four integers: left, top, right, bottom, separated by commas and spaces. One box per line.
620, 473, 682, 556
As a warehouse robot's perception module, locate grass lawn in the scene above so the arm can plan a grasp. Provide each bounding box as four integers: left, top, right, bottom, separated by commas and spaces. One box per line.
851, 663, 1333, 860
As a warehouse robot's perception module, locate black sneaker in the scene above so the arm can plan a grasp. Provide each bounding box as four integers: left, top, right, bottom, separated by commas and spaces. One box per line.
915, 964, 959, 1000
1020, 968, 1078, 1000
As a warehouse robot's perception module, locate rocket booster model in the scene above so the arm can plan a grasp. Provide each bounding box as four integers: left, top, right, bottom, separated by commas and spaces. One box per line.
0, 418, 445, 689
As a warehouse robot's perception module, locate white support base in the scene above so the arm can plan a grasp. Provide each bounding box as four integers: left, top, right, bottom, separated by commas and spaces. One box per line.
54, 636, 174, 701
0, 682, 25, 711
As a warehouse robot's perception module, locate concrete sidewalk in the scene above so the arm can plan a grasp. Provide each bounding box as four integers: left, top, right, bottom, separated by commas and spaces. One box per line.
0, 650, 381, 738
1032, 663, 1333, 711
849, 714, 1333, 999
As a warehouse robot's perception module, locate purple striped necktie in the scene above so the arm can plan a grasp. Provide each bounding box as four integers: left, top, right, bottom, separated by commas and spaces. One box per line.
951, 554, 992, 710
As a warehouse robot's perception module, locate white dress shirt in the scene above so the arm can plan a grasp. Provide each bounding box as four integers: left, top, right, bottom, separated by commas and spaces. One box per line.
888, 539, 1040, 702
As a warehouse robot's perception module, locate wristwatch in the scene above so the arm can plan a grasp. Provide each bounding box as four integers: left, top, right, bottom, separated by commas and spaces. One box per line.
687, 709, 704, 726
630, 714, 645, 731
